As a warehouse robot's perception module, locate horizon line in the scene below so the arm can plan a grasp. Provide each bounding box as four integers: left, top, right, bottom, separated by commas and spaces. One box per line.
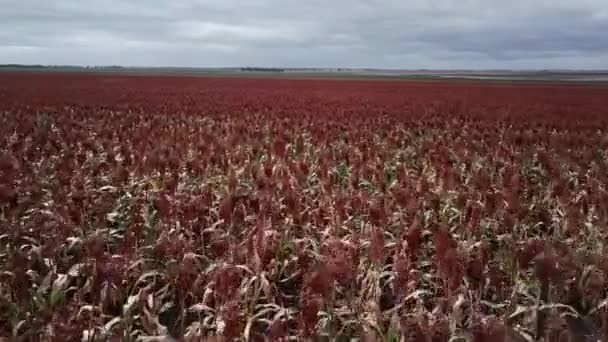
2, 64, 608, 73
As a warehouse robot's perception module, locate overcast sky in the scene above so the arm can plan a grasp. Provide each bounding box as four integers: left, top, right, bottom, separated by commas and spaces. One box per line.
1, 0, 608, 69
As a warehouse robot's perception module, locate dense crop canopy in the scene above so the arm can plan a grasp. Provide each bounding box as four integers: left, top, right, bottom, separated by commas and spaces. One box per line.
1, 72, 608, 340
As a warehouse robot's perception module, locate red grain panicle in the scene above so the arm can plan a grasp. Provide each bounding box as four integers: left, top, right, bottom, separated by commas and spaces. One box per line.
298, 159, 309, 177
254, 219, 266, 259
221, 300, 244, 340
429, 313, 450, 342
443, 166, 458, 190
564, 205, 582, 237
112, 164, 129, 183
153, 192, 172, 220
393, 250, 411, 298
431, 224, 463, 293
532, 246, 561, 288
209, 236, 230, 259
474, 169, 491, 192
85, 233, 106, 260
404, 217, 422, 259
219, 194, 235, 223
297, 249, 314, 274
466, 242, 490, 289
227, 167, 238, 193
272, 137, 288, 160
431, 224, 458, 257
393, 186, 410, 208
502, 211, 516, 232
400, 315, 426, 342
465, 202, 482, 235
349, 191, 364, 214
213, 265, 242, 305
439, 247, 464, 293
369, 198, 388, 227
284, 186, 300, 218
471, 316, 512, 342
517, 238, 545, 270
350, 170, 361, 190
302, 262, 333, 298
268, 318, 288, 340
323, 238, 359, 287
334, 191, 347, 222
299, 295, 323, 337
95, 255, 127, 287
369, 226, 386, 266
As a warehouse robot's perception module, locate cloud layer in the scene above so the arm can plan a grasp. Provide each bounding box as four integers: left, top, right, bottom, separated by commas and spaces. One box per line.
2, 0, 607, 69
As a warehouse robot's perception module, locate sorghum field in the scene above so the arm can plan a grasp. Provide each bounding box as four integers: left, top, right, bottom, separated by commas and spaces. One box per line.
1, 72, 608, 341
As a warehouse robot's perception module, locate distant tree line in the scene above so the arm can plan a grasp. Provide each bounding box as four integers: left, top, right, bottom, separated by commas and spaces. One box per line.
0, 64, 46, 69
240, 67, 285, 72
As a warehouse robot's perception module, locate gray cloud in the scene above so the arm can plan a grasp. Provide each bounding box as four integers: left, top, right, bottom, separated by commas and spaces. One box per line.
1, 0, 607, 68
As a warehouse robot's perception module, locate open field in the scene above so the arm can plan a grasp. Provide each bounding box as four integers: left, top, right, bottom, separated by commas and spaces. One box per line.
1, 72, 608, 340
3, 66, 608, 83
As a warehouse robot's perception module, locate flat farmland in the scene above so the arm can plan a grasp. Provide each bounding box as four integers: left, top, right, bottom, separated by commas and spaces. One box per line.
1, 72, 608, 340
